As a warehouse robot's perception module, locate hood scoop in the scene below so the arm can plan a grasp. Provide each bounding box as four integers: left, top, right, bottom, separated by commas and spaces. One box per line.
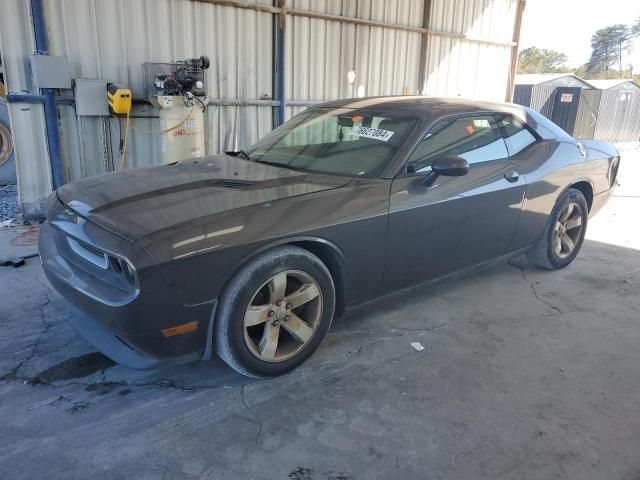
222, 179, 254, 189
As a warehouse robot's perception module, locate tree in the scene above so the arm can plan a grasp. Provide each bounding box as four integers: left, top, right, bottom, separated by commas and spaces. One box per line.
517, 47, 568, 74
633, 17, 640, 37
586, 24, 633, 77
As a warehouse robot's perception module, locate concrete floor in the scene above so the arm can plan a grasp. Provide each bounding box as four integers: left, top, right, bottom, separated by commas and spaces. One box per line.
1, 145, 639, 480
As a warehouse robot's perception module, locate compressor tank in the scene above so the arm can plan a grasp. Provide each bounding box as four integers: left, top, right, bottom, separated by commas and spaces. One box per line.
157, 95, 206, 163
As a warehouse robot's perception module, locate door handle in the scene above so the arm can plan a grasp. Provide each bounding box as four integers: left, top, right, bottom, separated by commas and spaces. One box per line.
504, 170, 520, 183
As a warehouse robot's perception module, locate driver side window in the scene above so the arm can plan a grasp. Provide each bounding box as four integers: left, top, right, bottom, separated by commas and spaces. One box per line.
407, 115, 508, 173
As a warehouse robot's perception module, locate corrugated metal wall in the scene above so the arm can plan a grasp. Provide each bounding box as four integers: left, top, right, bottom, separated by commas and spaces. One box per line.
425, 0, 515, 99
574, 89, 601, 140
0, 0, 52, 213
529, 84, 556, 118
594, 86, 640, 143
514, 78, 640, 142
0, 0, 520, 214
286, 0, 423, 119
48, 0, 275, 180
512, 84, 532, 107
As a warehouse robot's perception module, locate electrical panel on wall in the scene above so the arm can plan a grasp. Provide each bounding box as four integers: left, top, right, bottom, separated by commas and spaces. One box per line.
74, 79, 109, 116
30, 55, 71, 89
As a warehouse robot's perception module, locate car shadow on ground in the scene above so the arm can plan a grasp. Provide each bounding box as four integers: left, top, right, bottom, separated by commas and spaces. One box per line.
6, 235, 637, 397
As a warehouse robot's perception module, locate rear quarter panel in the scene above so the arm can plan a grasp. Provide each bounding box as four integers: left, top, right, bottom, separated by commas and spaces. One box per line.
509, 139, 615, 250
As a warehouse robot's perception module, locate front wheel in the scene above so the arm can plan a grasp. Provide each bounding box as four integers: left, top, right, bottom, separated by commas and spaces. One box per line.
214, 245, 336, 378
527, 188, 588, 270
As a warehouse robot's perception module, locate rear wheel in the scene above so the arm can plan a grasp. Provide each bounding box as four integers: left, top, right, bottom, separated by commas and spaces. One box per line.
528, 188, 588, 270
214, 245, 335, 378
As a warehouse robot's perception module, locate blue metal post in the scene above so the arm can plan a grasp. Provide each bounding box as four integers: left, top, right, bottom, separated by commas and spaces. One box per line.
30, 0, 48, 51
276, 3, 286, 127
6, 94, 45, 104
42, 89, 64, 188
30, 0, 65, 188
7, 94, 75, 106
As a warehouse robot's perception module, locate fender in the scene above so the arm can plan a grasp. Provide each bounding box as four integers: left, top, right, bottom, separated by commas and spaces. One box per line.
217, 235, 348, 315
558, 178, 595, 203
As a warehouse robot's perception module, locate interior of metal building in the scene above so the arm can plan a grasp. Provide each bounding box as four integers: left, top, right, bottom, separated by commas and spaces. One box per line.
0, 0, 524, 215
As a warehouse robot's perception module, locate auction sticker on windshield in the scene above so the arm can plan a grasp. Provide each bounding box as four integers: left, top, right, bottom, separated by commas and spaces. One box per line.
352, 126, 395, 142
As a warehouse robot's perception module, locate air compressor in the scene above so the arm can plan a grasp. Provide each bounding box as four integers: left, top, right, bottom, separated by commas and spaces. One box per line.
144, 56, 210, 163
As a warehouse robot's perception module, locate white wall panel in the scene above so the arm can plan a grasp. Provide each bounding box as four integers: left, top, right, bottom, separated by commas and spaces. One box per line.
424, 36, 512, 100
423, 0, 516, 100
0, 0, 53, 214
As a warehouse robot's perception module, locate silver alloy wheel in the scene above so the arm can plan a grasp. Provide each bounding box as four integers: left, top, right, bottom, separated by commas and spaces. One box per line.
553, 202, 583, 259
243, 270, 323, 362
0, 121, 12, 167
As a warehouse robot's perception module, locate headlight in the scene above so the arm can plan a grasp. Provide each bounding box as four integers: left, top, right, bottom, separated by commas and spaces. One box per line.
67, 236, 138, 290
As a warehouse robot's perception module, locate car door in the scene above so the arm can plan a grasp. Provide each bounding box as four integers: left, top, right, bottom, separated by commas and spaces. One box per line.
383, 113, 527, 292
494, 113, 560, 252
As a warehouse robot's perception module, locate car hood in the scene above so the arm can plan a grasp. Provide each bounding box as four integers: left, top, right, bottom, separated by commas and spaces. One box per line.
57, 155, 351, 241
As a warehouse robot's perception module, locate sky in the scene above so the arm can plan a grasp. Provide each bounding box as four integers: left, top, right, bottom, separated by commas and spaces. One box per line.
519, 0, 640, 70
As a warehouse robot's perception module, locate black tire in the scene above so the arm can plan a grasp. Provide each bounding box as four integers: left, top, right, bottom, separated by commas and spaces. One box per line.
527, 188, 589, 270
214, 245, 336, 378
0, 97, 16, 186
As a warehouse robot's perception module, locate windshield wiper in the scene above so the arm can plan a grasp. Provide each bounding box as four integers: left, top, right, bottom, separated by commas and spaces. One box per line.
255, 159, 305, 172
236, 150, 251, 160
226, 150, 252, 160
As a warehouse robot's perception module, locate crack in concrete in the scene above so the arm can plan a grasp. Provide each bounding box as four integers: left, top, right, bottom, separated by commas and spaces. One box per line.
391, 322, 449, 334
54, 378, 233, 392
0, 280, 52, 382
4, 351, 270, 393
508, 261, 562, 314
329, 328, 430, 364
240, 383, 264, 445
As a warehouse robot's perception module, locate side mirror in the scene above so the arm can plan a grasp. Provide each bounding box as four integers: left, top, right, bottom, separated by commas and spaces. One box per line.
431, 156, 469, 177
421, 156, 469, 187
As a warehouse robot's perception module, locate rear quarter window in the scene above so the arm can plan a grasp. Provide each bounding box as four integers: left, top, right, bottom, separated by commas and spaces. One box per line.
496, 115, 537, 156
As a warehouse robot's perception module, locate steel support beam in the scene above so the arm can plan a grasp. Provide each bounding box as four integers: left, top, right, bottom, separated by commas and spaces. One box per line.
275, 0, 286, 126
30, 0, 65, 189
6, 94, 75, 106
506, 0, 527, 102
195, 0, 516, 49
417, 0, 433, 95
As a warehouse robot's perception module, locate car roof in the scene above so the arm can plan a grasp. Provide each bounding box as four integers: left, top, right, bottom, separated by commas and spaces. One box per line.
315, 96, 518, 115
312, 96, 572, 142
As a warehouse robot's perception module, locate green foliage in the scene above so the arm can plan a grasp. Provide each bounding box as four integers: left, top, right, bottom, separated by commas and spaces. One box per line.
582, 69, 640, 83
586, 24, 633, 76
517, 47, 569, 74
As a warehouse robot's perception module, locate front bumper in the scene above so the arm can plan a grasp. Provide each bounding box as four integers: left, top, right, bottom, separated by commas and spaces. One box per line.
39, 202, 215, 369
66, 303, 213, 369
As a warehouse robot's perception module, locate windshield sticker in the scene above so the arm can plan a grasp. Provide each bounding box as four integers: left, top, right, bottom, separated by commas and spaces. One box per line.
351, 126, 394, 142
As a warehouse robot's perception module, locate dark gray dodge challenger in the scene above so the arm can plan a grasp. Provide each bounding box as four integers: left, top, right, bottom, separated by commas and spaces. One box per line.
40, 97, 619, 377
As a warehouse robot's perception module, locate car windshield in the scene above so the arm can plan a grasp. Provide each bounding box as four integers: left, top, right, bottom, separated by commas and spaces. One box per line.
244, 107, 418, 178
